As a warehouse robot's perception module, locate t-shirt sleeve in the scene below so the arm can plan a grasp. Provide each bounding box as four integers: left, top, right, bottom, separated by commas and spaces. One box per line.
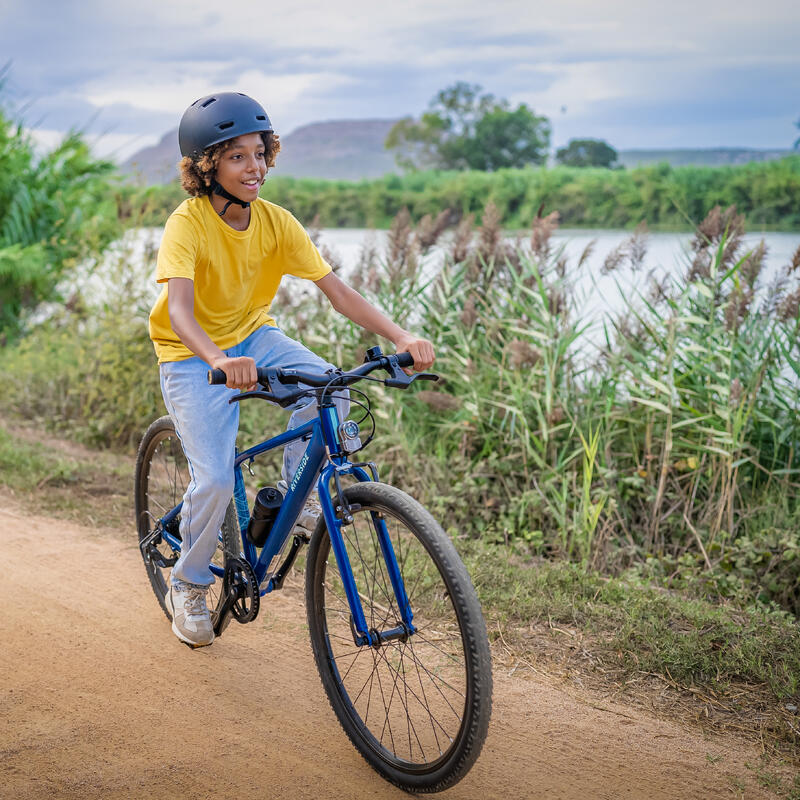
155, 210, 200, 283
280, 212, 332, 281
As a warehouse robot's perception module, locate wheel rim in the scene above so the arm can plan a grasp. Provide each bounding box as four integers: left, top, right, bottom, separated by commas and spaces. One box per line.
318, 502, 470, 772
138, 428, 226, 616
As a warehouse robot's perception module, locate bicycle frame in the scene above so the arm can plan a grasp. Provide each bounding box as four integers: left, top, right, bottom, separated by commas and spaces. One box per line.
156, 397, 414, 648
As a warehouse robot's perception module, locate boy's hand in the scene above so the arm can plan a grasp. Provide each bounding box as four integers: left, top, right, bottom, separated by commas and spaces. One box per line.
393, 334, 435, 372
210, 355, 258, 391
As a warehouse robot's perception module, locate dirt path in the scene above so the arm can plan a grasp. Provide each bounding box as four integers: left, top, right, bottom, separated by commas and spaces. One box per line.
0, 504, 781, 800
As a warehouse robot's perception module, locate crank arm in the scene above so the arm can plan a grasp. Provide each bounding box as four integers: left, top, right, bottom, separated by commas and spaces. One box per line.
213, 587, 240, 636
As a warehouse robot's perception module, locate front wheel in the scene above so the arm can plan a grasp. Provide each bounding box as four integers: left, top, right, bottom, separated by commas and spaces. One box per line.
305, 482, 492, 793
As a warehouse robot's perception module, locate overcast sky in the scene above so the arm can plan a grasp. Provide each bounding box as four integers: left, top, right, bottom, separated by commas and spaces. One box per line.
2, 0, 799, 162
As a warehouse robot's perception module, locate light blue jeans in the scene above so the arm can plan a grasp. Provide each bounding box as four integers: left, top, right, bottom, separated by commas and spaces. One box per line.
159, 325, 348, 586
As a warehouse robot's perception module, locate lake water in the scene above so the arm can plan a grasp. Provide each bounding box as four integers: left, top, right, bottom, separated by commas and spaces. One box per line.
84, 226, 800, 327
315, 227, 800, 322
316, 227, 800, 279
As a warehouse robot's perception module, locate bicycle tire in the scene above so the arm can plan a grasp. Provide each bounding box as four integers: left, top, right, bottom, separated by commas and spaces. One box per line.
305, 481, 492, 793
134, 415, 239, 625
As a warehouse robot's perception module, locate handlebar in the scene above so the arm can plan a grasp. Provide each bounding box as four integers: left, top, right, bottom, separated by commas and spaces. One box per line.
207, 349, 435, 407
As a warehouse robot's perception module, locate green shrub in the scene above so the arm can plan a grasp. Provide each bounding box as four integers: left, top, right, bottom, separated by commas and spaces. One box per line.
2, 234, 162, 448
136, 157, 800, 231
0, 101, 122, 338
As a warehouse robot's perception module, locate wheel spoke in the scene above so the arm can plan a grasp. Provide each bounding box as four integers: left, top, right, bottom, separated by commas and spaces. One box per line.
371, 644, 458, 744
376, 643, 430, 762
351, 653, 378, 708
372, 647, 397, 753
345, 520, 397, 622
406, 629, 465, 668
411, 639, 445, 755
402, 642, 466, 716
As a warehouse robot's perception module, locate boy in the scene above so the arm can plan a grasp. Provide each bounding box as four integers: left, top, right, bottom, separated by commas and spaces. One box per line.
149, 92, 434, 647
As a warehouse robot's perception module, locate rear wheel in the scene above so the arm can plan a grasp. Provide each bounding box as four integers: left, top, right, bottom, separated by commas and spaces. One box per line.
134, 415, 239, 625
305, 482, 492, 793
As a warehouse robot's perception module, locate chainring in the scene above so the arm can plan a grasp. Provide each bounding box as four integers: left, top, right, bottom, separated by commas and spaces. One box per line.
223, 556, 260, 624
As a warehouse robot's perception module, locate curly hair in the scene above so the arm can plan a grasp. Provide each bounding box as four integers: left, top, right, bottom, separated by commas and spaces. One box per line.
178, 131, 281, 197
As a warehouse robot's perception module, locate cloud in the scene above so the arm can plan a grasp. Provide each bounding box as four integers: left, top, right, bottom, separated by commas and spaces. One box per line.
1, 0, 798, 156
27, 128, 161, 161
547, 59, 800, 148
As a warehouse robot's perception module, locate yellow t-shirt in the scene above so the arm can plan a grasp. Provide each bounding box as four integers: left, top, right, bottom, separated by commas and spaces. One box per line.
149, 196, 332, 363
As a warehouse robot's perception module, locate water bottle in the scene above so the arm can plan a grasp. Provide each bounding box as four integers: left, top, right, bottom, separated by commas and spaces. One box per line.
247, 486, 283, 547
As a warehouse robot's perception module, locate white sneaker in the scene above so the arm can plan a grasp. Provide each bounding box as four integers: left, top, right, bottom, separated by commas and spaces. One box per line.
166, 580, 215, 647
277, 480, 322, 534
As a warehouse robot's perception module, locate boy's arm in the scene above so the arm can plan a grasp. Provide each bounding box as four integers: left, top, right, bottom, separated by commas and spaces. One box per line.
167, 277, 257, 390
314, 272, 435, 371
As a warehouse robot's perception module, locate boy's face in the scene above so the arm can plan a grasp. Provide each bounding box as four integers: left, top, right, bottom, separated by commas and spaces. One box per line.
215, 133, 267, 201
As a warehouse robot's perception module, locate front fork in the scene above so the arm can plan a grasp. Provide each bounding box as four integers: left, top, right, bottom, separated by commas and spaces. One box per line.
318, 463, 416, 648
224, 402, 416, 648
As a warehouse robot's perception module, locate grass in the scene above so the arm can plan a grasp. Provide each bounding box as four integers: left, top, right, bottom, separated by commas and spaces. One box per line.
0, 425, 80, 490
5, 204, 800, 615
746, 762, 800, 799
468, 540, 800, 702
0, 419, 132, 529
460, 537, 800, 750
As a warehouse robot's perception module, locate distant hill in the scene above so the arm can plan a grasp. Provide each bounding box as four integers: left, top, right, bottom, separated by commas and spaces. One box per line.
122, 119, 401, 185
122, 120, 795, 185
271, 119, 399, 180
123, 129, 181, 185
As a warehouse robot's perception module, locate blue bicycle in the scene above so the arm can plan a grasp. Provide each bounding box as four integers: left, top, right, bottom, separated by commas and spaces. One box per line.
134, 347, 492, 792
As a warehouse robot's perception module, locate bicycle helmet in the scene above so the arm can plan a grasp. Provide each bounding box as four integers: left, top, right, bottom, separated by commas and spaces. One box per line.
178, 92, 273, 158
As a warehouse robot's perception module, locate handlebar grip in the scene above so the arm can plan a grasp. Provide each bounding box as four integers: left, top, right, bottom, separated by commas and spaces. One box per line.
395, 352, 414, 368
208, 367, 274, 385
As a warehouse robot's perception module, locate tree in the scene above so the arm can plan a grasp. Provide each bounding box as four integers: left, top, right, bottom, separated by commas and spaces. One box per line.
386, 82, 550, 171
794, 117, 799, 150
556, 138, 618, 168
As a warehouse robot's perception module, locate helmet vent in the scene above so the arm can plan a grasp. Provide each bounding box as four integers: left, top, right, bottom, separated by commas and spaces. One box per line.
201, 98, 216, 108
256, 115, 266, 120
218, 120, 235, 130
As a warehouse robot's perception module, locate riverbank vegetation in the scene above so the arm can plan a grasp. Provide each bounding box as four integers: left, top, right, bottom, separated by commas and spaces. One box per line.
123, 155, 800, 232
262, 156, 800, 230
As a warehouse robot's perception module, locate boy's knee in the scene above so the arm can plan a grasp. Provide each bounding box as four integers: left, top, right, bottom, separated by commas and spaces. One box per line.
205, 472, 234, 503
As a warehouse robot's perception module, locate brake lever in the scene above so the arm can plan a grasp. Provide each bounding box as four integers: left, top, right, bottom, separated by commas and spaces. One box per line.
228, 390, 277, 404
384, 372, 440, 389
225, 369, 301, 407
259, 368, 303, 407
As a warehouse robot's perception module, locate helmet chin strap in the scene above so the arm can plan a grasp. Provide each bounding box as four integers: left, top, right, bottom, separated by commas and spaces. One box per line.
211, 180, 251, 216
